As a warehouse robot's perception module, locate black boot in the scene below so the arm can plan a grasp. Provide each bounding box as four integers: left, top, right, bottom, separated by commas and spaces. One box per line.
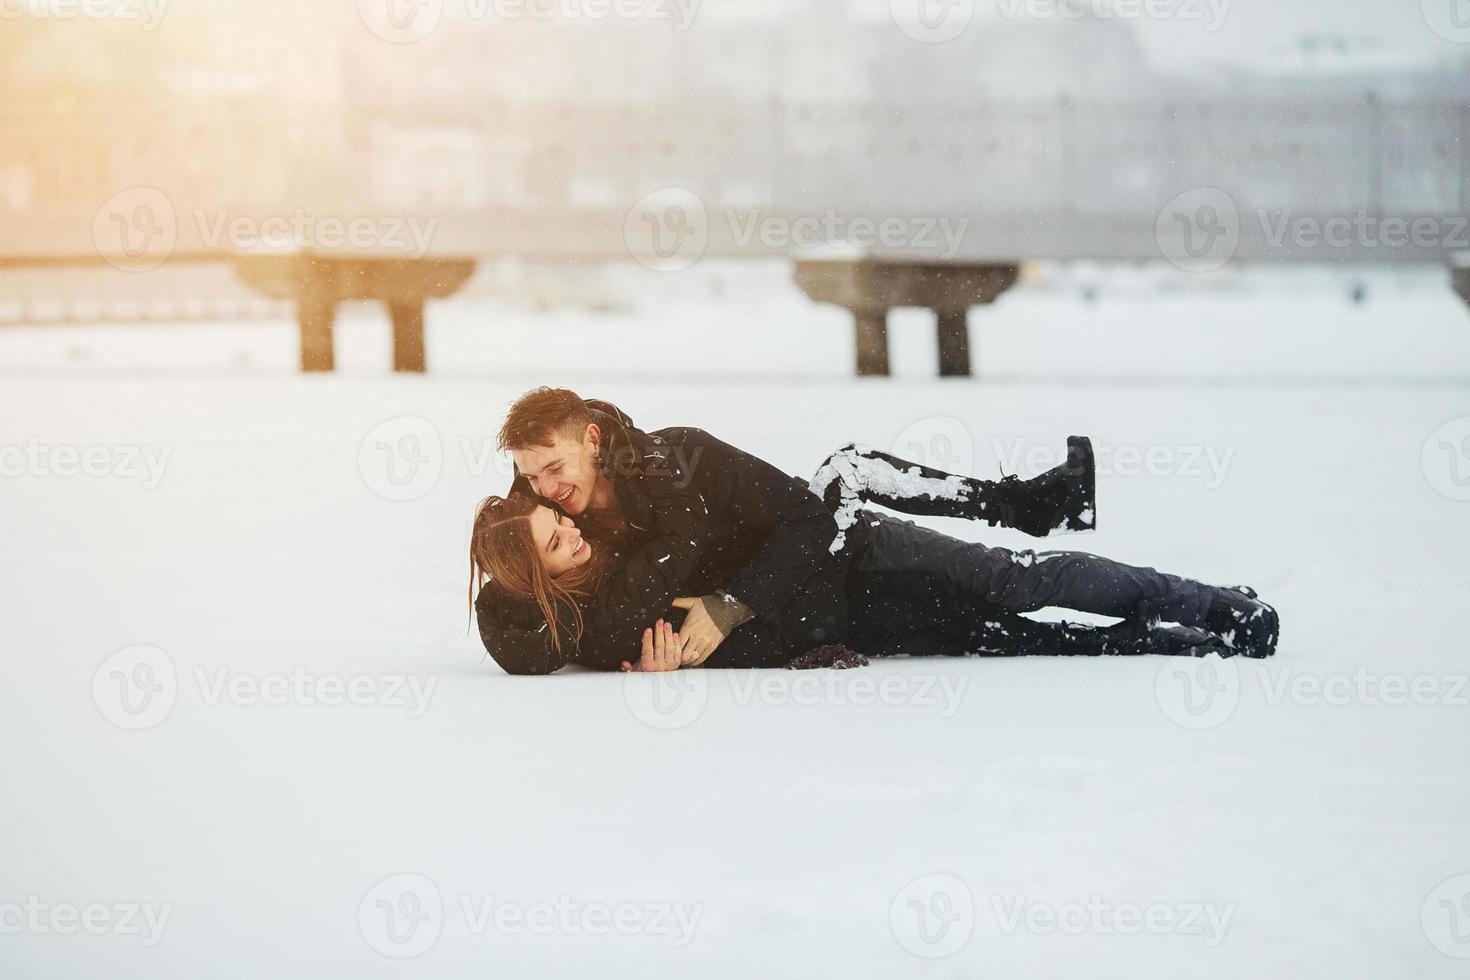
964, 614, 1227, 658
1041, 619, 1228, 657
1098, 620, 1231, 657
979, 436, 1096, 537
1137, 583, 1279, 658
1202, 585, 1279, 658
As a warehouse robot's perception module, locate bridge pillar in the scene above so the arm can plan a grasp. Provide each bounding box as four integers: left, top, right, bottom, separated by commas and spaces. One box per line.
935, 308, 971, 377
233, 254, 476, 373
854, 309, 890, 376
388, 301, 427, 373
1453, 262, 1470, 314
793, 260, 1019, 377
298, 291, 338, 372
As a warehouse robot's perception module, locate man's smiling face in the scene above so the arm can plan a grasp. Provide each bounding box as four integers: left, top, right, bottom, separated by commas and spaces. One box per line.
511, 424, 602, 516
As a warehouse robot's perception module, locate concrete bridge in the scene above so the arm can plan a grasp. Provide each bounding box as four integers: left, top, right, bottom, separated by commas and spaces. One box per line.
2, 98, 1465, 374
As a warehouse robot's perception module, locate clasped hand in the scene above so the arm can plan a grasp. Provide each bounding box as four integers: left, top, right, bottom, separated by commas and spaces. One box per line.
619, 597, 724, 672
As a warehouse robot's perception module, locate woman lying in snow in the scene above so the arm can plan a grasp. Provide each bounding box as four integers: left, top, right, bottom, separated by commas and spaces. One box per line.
467, 435, 1279, 673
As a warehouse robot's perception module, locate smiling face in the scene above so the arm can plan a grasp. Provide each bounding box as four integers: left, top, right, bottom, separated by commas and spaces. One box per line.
511, 424, 602, 516
526, 504, 593, 578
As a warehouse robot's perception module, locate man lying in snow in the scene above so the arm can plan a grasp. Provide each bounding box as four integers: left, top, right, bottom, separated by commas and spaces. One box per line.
468, 387, 1278, 674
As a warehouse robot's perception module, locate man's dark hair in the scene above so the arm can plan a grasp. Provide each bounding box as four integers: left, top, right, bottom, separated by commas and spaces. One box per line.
498, 387, 594, 452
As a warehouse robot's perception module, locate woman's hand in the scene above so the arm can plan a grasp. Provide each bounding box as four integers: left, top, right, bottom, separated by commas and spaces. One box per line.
620, 619, 685, 672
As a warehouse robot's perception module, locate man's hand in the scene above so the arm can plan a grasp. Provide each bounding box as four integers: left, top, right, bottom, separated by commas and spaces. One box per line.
620, 620, 684, 672
671, 596, 724, 666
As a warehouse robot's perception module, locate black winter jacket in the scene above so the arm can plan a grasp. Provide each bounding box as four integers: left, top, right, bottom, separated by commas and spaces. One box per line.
474, 401, 841, 674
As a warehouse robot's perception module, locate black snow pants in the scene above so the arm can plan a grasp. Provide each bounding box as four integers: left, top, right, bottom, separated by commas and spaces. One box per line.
812, 444, 1215, 621
703, 446, 1217, 668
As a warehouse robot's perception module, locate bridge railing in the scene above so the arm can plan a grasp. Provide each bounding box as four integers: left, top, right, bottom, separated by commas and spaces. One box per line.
1, 99, 1463, 262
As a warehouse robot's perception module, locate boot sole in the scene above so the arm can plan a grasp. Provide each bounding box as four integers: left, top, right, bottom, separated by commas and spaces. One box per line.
1213, 591, 1279, 658
1061, 435, 1097, 533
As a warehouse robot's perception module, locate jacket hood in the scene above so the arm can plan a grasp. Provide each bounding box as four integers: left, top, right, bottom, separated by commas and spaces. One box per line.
586, 399, 642, 483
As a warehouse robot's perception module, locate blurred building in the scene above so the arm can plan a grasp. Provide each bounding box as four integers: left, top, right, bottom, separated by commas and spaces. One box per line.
0, 5, 1463, 223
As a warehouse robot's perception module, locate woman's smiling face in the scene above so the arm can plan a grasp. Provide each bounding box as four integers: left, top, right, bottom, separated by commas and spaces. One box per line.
527, 504, 593, 578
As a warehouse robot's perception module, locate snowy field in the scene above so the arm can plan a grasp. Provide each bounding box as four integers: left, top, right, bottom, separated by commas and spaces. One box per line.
3, 265, 1470, 978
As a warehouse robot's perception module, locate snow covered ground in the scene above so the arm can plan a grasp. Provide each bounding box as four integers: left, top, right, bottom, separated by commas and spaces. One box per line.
3, 265, 1469, 978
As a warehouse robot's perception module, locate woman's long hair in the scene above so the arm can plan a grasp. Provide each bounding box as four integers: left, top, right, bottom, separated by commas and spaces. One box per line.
467, 493, 610, 657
